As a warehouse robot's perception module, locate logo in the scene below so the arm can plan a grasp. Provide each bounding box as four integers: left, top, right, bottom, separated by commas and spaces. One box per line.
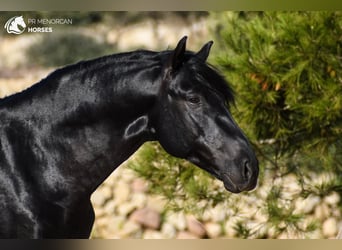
4, 15, 73, 34
4, 16, 27, 34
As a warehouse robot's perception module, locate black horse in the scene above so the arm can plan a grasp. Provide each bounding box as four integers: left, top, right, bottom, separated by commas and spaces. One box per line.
0, 36, 258, 238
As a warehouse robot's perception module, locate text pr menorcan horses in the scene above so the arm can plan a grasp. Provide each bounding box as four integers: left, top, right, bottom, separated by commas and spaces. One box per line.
0, 37, 258, 238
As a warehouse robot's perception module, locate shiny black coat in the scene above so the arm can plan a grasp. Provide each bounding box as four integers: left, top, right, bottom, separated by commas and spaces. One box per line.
0, 37, 258, 238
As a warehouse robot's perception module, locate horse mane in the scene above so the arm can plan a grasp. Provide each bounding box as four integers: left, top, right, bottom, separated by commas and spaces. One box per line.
0, 50, 234, 108
188, 58, 235, 107
51, 50, 161, 77
157, 50, 235, 106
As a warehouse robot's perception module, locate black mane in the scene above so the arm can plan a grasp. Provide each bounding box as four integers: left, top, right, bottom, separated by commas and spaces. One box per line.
1, 50, 234, 110
188, 58, 235, 107
49, 50, 236, 108
159, 50, 235, 106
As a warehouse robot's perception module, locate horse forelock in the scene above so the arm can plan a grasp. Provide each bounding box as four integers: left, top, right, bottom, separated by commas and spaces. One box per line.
187, 60, 235, 106
158, 50, 234, 106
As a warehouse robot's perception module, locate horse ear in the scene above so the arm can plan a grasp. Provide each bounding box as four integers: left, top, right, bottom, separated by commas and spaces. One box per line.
167, 36, 187, 71
195, 41, 213, 62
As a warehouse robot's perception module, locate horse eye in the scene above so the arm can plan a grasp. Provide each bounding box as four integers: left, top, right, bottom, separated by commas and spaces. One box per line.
187, 96, 201, 104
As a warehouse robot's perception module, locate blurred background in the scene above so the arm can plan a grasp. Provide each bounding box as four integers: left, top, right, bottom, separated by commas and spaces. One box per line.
0, 11, 342, 239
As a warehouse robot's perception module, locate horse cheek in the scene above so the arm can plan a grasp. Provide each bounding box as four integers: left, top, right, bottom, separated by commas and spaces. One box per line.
157, 115, 188, 158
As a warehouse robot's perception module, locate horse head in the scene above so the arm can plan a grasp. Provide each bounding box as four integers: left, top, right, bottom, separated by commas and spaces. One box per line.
152, 36, 259, 193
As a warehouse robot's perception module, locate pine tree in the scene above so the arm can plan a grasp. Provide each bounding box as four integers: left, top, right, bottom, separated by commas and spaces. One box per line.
212, 11, 342, 191
128, 12, 342, 238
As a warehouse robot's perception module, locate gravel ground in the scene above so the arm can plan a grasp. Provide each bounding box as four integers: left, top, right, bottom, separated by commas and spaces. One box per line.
90, 160, 342, 239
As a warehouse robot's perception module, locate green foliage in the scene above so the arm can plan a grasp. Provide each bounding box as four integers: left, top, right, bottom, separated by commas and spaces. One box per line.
233, 220, 253, 238
212, 12, 342, 165
128, 12, 342, 238
210, 11, 342, 237
212, 11, 342, 186
128, 142, 231, 214
265, 187, 302, 229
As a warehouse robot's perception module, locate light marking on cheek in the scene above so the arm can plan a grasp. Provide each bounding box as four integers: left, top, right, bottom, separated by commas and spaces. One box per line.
124, 115, 149, 139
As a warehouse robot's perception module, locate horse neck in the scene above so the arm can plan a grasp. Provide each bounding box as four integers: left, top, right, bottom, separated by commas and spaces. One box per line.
52, 53, 164, 192
58, 52, 162, 127
1, 52, 164, 195
10, 52, 162, 120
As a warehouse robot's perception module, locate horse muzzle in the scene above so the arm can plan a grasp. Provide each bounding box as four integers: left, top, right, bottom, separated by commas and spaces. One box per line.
220, 159, 259, 193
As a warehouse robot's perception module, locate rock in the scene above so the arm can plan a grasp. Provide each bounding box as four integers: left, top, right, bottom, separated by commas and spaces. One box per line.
99, 229, 120, 239
93, 207, 105, 218
131, 178, 148, 193
201, 209, 212, 222
120, 169, 136, 182
322, 218, 338, 237
253, 223, 268, 238
324, 192, 340, 206
118, 221, 142, 238
102, 173, 117, 186
243, 196, 262, 208
167, 212, 187, 231
306, 229, 323, 239
277, 228, 298, 239
186, 215, 206, 238
146, 195, 166, 212
143, 229, 164, 239
103, 200, 117, 215
161, 223, 177, 239
96, 216, 112, 228
314, 203, 330, 221
240, 204, 258, 218
224, 219, 237, 238
253, 210, 268, 223
176, 231, 199, 239
210, 204, 227, 222
283, 174, 301, 194
294, 196, 321, 214
267, 226, 278, 239
92, 184, 113, 207
336, 225, 342, 239
205, 222, 222, 238
117, 202, 136, 216
257, 183, 273, 200
113, 180, 131, 203
131, 193, 147, 208
101, 185, 113, 199
91, 190, 108, 207
104, 215, 126, 234
246, 221, 261, 233
129, 207, 161, 230
332, 208, 341, 217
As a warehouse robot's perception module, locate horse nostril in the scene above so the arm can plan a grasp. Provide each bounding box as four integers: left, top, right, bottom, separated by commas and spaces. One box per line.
243, 160, 252, 181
